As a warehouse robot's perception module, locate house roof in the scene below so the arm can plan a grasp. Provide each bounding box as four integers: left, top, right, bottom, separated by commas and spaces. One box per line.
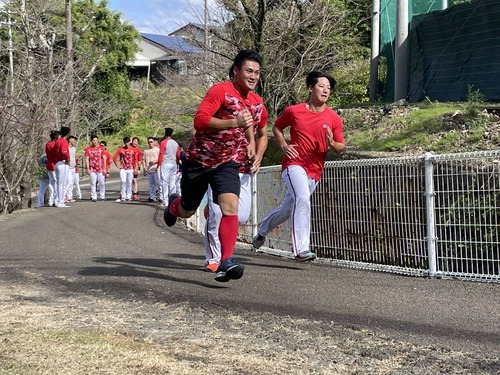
168, 23, 205, 36
141, 33, 202, 54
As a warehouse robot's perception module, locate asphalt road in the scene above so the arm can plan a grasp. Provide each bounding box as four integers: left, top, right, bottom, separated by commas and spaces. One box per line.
0, 172, 499, 356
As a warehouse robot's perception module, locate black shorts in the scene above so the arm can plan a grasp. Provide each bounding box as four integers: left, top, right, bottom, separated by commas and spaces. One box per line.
180, 159, 240, 211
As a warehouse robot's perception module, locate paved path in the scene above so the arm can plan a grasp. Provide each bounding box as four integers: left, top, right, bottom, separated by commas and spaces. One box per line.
1, 172, 499, 355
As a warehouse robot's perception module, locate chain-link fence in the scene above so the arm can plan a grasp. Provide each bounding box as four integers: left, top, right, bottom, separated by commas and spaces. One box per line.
185, 151, 500, 283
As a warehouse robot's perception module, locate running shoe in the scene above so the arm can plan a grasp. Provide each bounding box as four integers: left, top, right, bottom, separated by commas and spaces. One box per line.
295, 251, 317, 262
204, 262, 219, 273
252, 234, 266, 249
214, 257, 245, 282
132, 194, 139, 201
163, 193, 180, 227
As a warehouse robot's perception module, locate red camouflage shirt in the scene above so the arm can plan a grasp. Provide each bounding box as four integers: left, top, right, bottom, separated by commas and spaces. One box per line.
186, 81, 267, 168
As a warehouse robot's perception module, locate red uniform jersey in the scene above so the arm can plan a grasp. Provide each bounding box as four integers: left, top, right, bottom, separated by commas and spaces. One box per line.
103, 150, 112, 171
186, 81, 267, 168
131, 146, 143, 164
113, 146, 136, 170
275, 103, 344, 181
84, 145, 106, 173
45, 141, 56, 172
53, 137, 70, 163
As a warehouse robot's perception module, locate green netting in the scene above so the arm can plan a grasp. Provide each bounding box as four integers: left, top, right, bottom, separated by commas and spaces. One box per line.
380, 0, 458, 101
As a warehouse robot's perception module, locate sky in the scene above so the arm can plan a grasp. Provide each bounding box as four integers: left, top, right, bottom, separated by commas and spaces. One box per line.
107, 0, 212, 35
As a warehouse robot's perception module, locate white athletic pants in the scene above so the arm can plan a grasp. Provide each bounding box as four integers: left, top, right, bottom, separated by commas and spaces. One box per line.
55, 161, 69, 206
258, 165, 318, 256
204, 173, 252, 264
119, 169, 134, 200
90, 172, 106, 200
73, 172, 81, 199
147, 172, 160, 200
47, 170, 57, 206
65, 167, 76, 199
159, 163, 177, 204
37, 178, 49, 207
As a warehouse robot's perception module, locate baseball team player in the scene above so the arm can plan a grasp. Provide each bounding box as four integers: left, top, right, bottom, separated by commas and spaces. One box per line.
163, 49, 267, 282
252, 71, 345, 261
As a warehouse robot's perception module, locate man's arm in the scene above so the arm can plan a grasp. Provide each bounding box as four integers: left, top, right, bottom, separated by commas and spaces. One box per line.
252, 126, 268, 172
273, 124, 299, 159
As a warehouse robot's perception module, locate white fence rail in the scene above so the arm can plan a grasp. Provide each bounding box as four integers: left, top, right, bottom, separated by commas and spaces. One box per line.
186, 151, 500, 283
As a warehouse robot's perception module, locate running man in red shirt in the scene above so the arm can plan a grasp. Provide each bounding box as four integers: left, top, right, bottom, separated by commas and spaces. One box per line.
252, 71, 345, 262
113, 137, 137, 202
164, 50, 266, 282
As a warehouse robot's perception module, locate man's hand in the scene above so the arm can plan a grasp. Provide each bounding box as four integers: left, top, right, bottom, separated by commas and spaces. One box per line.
251, 154, 263, 173
246, 142, 256, 160
235, 108, 254, 130
282, 143, 299, 159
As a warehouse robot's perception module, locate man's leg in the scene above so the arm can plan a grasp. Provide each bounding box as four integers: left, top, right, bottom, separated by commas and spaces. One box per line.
204, 185, 222, 272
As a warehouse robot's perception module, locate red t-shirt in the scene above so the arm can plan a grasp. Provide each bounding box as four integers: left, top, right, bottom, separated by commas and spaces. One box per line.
45, 141, 56, 172
53, 137, 70, 163
103, 150, 112, 171
186, 81, 267, 168
131, 146, 143, 163
84, 145, 106, 173
113, 146, 136, 170
275, 103, 344, 181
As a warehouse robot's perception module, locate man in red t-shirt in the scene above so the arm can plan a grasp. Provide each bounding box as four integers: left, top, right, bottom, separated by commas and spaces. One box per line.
113, 137, 137, 202
45, 130, 59, 207
53, 126, 71, 208
85, 135, 108, 202
131, 137, 143, 201
164, 50, 266, 282
252, 71, 345, 262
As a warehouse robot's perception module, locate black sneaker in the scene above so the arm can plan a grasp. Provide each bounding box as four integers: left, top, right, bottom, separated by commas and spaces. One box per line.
214, 257, 245, 282
163, 193, 180, 227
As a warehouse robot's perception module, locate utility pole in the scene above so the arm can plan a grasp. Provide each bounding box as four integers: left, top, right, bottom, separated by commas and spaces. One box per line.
0, 12, 15, 94
204, 0, 209, 83
369, 0, 380, 102
394, 0, 409, 101
66, 0, 75, 133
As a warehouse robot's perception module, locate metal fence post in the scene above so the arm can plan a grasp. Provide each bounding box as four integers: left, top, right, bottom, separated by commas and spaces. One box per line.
424, 152, 438, 278
251, 173, 258, 239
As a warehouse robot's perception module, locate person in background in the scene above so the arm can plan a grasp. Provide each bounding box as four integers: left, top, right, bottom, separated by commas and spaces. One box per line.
157, 128, 180, 207
53, 126, 71, 208
131, 137, 143, 201
85, 135, 108, 202
45, 130, 59, 207
163, 50, 265, 282
252, 71, 345, 262
73, 156, 82, 200
204, 112, 268, 272
37, 154, 50, 208
175, 143, 185, 194
142, 136, 160, 202
100, 140, 112, 180
113, 136, 137, 202
64, 135, 78, 203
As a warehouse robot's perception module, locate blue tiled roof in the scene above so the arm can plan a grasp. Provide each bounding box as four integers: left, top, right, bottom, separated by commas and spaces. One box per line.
141, 33, 202, 54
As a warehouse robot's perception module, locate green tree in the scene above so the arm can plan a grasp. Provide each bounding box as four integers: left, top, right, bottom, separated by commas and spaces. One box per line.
0, 0, 139, 214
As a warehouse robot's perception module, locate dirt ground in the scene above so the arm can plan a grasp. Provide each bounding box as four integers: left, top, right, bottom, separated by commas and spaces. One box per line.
1, 272, 498, 374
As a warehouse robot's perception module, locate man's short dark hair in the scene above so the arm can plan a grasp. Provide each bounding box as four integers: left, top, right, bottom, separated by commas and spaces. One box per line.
306, 71, 336, 91
50, 130, 59, 141
233, 50, 262, 69
164, 128, 174, 137
68, 135, 77, 141
60, 126, 71, 137
123, 136, 131, 144
132, 137, 140, 143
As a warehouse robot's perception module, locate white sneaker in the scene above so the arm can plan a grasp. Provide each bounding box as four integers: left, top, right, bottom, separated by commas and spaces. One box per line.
115, 198, 122, 202
56, 203, 69, 208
